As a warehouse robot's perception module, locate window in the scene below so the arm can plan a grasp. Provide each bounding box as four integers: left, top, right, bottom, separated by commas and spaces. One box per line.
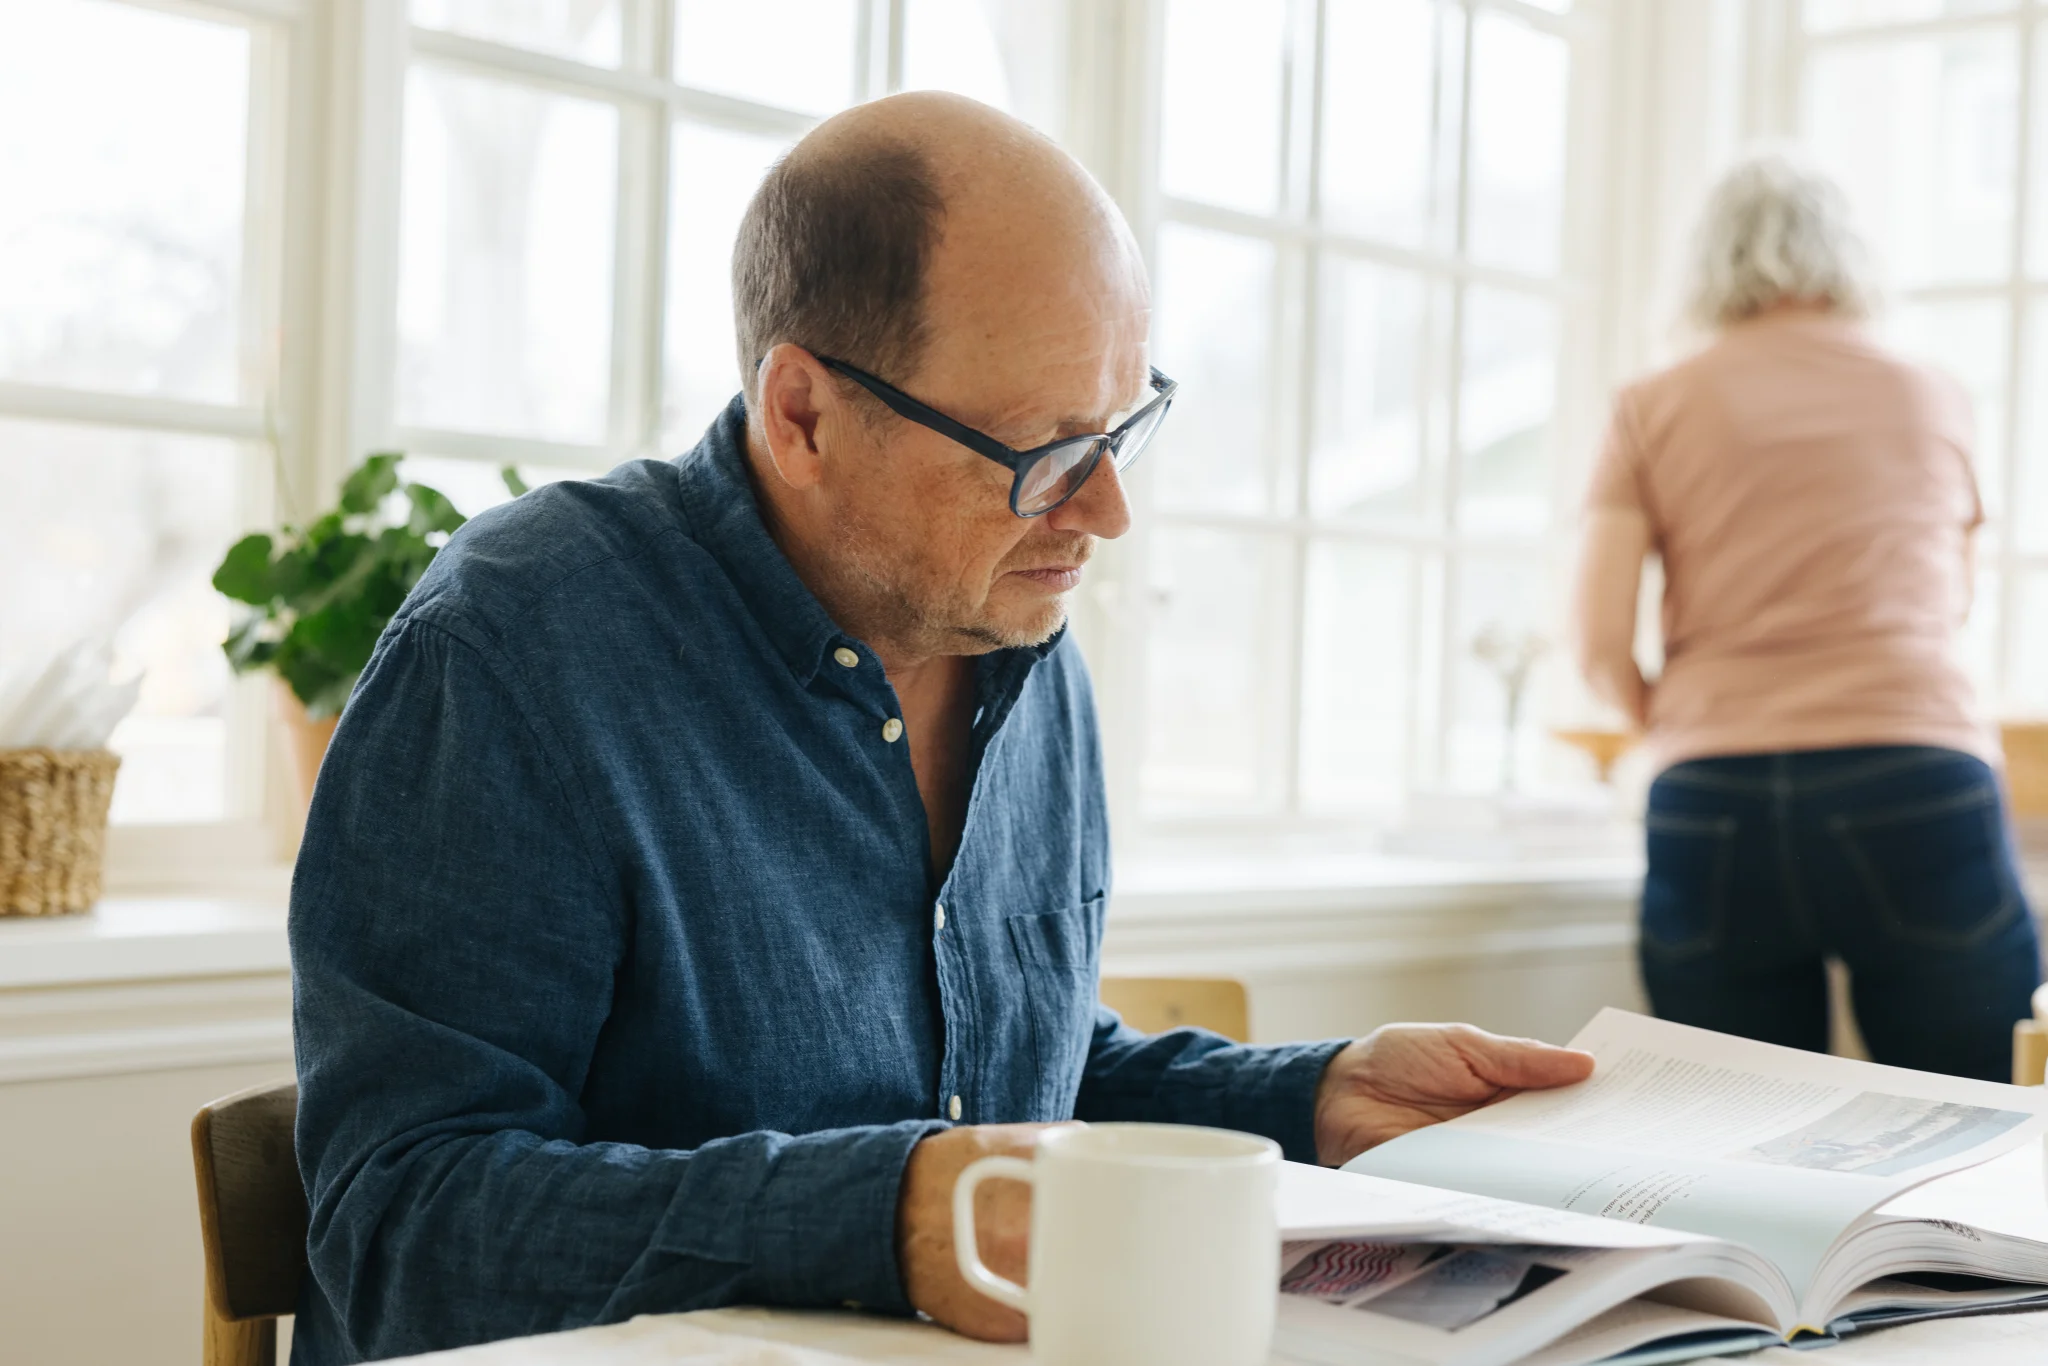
0, 0, 284, 831
386, 0, 1060, 504
1794, 0, 2048, 715
0, 0, 1052, 878
1127, 0, 1603, 830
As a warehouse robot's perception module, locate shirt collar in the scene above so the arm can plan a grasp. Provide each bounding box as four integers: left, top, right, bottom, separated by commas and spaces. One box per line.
670, 394, 1068, 688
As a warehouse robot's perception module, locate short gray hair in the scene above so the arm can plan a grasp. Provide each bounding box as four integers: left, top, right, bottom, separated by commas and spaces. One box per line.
732, 137, 945, 396
1683, 149, 1876, 330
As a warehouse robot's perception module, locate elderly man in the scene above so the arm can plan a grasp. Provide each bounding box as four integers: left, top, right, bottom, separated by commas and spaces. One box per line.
289, 93, 1592, 1363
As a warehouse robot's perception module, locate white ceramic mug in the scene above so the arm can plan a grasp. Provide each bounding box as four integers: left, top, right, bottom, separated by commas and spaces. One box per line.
952, 1123, 1280, 1366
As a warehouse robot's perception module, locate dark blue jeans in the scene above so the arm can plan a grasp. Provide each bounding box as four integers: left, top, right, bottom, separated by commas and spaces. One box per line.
1641, 745, 2043, 1082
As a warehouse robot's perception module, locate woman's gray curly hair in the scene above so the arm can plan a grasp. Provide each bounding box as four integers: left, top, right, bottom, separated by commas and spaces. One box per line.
1683, 149, 1877, 330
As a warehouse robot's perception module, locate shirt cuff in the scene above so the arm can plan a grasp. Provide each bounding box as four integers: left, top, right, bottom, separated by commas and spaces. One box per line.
744, 1119, 950, 1313
1210, 1038, 1350, 1166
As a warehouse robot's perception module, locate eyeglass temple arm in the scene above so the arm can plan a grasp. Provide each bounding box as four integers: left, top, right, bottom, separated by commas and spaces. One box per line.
823, 361, 1026, 468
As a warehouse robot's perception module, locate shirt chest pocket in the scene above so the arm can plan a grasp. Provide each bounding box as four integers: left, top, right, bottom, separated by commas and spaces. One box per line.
1004, 896, 1106, 1120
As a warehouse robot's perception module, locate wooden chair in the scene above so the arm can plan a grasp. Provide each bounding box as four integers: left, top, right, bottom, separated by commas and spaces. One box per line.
2015, 983, 2048, 1086
1100, 975, 1250, 1042
192, 1081, 308, 1366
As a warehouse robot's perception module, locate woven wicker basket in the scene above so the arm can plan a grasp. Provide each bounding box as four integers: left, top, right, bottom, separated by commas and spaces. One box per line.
0, 749, 121, 917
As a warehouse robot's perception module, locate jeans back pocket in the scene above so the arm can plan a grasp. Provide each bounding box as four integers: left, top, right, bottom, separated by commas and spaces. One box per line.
1641, 810, 1738, 963
1826, 779, 2023, 949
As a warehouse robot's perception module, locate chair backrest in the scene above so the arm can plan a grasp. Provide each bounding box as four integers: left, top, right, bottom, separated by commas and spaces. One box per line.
1100, 976, 1250, 1042
192, 1081, 308, 1324
2014, 985, 2048, 1085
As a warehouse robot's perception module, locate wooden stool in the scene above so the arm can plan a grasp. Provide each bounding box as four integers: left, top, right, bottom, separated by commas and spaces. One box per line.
1100, 976, 1250, 1042
192, 1081, 307, 1366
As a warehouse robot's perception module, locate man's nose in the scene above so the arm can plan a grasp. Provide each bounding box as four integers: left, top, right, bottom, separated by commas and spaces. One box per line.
1046, 454, 1133, 540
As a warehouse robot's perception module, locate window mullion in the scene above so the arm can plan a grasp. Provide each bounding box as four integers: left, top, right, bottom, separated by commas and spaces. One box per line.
1435, 0, 1479, 781
1998, 13, 2038, 713
885, 0, 907, 92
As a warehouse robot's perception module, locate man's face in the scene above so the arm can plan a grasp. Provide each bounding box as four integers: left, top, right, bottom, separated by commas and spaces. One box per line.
815, 207, 1150, 655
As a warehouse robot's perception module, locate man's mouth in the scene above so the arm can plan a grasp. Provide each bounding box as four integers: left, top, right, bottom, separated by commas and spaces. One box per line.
1007, 566, 1085, 592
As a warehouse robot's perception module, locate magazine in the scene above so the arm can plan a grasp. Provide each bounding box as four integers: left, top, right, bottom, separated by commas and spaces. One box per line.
1272, 1009, 2048, 1366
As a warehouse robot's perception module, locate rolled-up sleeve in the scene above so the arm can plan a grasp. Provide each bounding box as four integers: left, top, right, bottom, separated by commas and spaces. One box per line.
291, 613, 941, 1362
1076, 1006, 1346, 1165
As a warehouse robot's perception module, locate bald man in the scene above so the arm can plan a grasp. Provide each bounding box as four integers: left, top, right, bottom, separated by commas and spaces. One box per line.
288, 94, 1592, 1363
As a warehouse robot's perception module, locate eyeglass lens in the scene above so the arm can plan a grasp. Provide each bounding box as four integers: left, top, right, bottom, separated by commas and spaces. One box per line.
1014, 388, 1174, 515
1016, 437, 1109, 515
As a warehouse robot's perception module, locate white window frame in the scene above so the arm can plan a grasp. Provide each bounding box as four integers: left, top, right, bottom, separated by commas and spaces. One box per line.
1102, 0, 1614, 844
0, 0, 318, 885
31, 0, 1023, 887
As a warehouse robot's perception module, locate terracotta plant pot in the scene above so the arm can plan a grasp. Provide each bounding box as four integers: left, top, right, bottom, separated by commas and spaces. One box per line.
275, 681, 339, 817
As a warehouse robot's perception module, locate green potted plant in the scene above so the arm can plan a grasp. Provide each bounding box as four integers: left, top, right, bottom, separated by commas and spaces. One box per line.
211, 453, 527, 808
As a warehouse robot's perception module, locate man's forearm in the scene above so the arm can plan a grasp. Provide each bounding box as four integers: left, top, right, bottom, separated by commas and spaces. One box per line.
305, 1115, 945, 1360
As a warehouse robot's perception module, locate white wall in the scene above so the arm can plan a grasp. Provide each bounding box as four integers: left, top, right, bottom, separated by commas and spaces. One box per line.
0, 959, 294, 1366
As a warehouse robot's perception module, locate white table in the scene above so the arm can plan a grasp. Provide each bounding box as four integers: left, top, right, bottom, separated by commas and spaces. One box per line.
390, 1304, 2048, 1365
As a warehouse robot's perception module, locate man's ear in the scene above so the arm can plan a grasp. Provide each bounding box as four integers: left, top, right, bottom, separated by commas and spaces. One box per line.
753, 344, 835, 492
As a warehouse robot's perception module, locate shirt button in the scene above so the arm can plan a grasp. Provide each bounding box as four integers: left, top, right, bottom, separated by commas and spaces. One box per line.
948, 1094, 963, 1121
882, 717, 904, 743
833, 647, 859, 669
934, 902, 946, 932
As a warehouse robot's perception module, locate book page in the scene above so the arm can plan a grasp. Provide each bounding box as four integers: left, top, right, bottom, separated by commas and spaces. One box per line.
1279, 1161, 1715, 1251
1344, 1010, 2048, 1310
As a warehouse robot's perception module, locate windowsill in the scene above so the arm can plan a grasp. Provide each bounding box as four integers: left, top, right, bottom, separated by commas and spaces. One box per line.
29, 816, 2046, 992
0, 897, 290, 991
1113, 845, 1644, 917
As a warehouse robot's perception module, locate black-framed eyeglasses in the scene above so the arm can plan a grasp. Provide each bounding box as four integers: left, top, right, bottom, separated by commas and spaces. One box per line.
818, 356, 1177, 517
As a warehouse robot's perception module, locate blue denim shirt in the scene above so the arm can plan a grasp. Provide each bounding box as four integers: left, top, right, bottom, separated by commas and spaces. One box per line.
288, 396, 1344, 1364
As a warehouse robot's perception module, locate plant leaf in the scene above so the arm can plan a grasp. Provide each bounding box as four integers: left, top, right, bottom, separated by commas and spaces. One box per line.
212, 534, 276, 604
222, 614, 279, 672
338, 452, 403, 515
500, 465, 530, 497
405, 482, 466, 536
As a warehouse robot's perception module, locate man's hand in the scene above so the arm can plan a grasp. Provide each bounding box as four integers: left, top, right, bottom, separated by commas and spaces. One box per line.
897, 1123, 1073, 1341
1314, 1024, 1595, 1166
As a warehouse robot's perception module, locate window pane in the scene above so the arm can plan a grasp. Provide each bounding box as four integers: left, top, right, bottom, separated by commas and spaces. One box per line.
0, 0, 248, 403
1884, 299, 2008, 523
1139, 529, 1291, 816
673, 0, 858, 115
664, 123, 789, 453
904, 0, 1012, 114
2004, 571, 2048, 714
2008, 298, 2048, 551
1320, 0, 1456, 249
1804, 0, 2010, 32
1458, 287, 1558, 537
1310, 259, 1431, 523
1466, 10, 1569, 277
1300, 542, 1413, 813
1446, 555, 1554, 792
400, 455, 594, 520
410, 0, 622, 66
1805, 31, 2016, 289
0, 419, 243, 824
1151, 225, 1281, 515
2024, 37, 2048, 276
1160, 0, 1286, 214
397, 67, 619, 445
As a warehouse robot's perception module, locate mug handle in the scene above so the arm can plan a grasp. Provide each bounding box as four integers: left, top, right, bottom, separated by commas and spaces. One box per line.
952, 1154, 1035, 1314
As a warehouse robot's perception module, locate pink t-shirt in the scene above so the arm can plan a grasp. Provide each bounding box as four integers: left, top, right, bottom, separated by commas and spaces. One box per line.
1586, 310, 1993, 772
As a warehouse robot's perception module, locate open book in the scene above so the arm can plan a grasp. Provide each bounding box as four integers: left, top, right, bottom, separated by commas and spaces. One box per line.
1273, 1009, 2048, 1366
